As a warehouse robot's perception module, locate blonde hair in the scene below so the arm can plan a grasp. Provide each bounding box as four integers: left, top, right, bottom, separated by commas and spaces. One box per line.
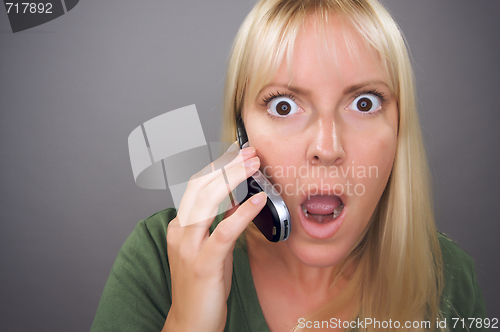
221, 0, 444, 331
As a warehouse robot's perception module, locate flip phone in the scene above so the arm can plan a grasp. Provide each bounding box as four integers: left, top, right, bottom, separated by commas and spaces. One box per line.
236, 116, 291, 242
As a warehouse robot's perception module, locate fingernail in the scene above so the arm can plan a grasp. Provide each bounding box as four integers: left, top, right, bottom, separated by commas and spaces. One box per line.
241, 147, 256, 156
244, 157, 259, 168
251, 192, 266, 205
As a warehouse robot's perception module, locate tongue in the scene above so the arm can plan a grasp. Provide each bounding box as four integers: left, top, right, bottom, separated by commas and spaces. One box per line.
304, 195, 342, 215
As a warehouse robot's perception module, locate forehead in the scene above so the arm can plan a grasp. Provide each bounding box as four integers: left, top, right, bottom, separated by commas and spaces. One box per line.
274, 15, 390, 91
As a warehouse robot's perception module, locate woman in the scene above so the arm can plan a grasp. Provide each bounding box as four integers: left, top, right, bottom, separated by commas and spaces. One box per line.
91, 0, 488, 331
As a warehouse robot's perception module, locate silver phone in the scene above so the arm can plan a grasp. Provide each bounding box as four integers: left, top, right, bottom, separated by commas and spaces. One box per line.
236, 117, 291, 242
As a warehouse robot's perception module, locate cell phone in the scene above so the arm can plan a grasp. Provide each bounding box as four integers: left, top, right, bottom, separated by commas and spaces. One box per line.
235, 116, 291, 242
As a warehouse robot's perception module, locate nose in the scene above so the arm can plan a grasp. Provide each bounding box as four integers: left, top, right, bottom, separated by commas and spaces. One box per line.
306, 115, 345, 166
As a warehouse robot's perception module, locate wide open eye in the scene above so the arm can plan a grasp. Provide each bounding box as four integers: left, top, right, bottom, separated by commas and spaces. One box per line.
349, 94, 382, 113
268, 97, 299, 117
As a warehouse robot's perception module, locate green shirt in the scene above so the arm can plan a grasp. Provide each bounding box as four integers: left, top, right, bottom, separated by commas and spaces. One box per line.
90, 208, 488, 331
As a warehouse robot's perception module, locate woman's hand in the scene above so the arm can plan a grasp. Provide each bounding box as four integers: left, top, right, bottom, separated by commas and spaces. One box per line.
162, 143, 266, 332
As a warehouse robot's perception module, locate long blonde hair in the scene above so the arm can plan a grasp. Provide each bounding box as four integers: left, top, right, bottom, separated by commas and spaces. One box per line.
221, 1, 444, 331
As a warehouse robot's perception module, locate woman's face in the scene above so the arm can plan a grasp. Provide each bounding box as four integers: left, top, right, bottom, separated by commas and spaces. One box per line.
243, 18, 399, 267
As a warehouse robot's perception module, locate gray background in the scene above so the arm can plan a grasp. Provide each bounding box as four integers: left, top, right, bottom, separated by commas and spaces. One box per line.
0, 0, 498, 330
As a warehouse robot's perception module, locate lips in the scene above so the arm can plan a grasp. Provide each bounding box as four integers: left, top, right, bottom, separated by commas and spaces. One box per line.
298, 194, 346, 239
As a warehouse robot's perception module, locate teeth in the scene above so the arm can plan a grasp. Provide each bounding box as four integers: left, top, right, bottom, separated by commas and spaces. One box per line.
333, 203, 344, 219
302, 204, 309, 217
301, 203, 344, 221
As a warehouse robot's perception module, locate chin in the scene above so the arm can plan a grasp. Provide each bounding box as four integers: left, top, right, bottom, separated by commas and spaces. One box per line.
285, 236, 351, 268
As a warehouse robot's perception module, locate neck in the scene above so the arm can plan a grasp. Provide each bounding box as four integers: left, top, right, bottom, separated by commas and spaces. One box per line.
244, 224, 351, 294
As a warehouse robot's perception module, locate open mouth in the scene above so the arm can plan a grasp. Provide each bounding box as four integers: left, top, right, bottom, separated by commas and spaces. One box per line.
300, 195, 344, 224
298, 194, 346, 239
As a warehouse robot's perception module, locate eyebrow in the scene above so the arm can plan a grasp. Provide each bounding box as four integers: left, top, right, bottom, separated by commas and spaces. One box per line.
342, 81, 389, 94
259, 84, 312, 97
260, 80, 390, 97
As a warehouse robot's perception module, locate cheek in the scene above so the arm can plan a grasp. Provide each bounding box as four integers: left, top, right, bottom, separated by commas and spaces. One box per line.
249, 125, 302, 169
348, 125, 397, 203
244, 106, 309, 166
363, 128, 396, 168
249, 134, 305, 202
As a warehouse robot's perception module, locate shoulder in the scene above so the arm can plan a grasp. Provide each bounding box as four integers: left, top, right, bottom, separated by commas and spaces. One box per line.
438, 232, 475, 274
136, 208, 178, 246
437, 232, 488, 322
117, 208, 178, 268
90, 208, 178, 332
